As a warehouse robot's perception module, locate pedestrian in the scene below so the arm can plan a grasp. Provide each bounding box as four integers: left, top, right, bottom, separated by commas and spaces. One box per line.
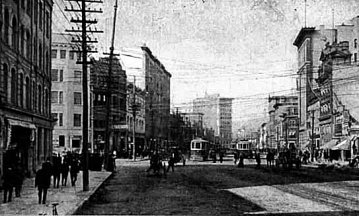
2, 166, 15, 203
70, 158, 80, 187
219, 151, 224, 163
14, 162, 25, 197
255, 152, 261, 168
53, 155, 61, 188
61, 159, 70, 186
234, 151, 239, 165
238, 152, 245, 168
35, 162, 52, 204
166, 154, 175, 173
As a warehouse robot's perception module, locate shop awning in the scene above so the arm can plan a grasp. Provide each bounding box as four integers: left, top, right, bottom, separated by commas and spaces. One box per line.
332, 139, 350, 150
320, 139, 338, 149
8, 119, 36, 129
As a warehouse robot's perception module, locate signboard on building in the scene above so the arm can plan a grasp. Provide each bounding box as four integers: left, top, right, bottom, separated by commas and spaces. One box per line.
113, 125, 128, 130
319, 82, 332, 119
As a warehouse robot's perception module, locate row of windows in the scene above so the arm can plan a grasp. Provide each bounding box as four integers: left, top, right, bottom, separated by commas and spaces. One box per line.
51, 69, 82, 82
51, 49, 81, 61
52, 113, 82, 127
1, 5, 51, 71
55, 135, 81, 148
51, 91, 82, 105
1, 63, 50, 115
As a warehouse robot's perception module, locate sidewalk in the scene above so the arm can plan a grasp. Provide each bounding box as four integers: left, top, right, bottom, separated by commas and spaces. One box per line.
0, 170, 112, 215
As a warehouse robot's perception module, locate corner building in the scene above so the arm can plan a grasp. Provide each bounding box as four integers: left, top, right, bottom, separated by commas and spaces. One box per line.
0, 0, 54, 182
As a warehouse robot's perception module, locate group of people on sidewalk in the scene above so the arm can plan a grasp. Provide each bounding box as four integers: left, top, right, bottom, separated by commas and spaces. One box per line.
146, 151, 186, 176
2, 152, 81, 205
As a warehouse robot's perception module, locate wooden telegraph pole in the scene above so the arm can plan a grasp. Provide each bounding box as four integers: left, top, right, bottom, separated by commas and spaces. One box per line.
65, 0, 103, 191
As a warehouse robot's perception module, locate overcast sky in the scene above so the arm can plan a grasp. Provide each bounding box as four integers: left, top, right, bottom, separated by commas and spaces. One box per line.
53, 0, 359, 123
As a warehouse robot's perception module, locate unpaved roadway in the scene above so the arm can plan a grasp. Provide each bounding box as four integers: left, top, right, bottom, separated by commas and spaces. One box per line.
77, 158, 359, 215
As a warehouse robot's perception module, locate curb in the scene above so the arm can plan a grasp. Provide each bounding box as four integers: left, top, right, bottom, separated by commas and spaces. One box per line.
67, 171, 114, 215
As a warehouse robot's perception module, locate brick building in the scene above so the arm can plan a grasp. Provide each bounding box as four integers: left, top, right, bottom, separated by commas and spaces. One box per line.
0, 0, 54, 182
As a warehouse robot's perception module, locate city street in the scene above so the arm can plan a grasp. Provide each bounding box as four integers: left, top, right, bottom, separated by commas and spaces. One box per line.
76, 158, 359, 215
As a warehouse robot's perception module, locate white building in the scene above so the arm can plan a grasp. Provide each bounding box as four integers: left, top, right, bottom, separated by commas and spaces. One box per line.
51, 33, 93, 153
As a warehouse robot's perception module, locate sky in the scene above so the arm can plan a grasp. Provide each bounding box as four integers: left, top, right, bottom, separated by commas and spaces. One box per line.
52, 0, 359, 127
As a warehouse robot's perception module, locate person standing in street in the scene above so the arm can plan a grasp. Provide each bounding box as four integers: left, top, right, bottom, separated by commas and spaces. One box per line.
70, 158, 80, 186
14, 162, 25, 197
61, 159, 70, 186
166, 153, 175, 173
219, 151, 224, 163
2, 166, 15, 203
35, 162, 52, 204
53, 155, 61, 188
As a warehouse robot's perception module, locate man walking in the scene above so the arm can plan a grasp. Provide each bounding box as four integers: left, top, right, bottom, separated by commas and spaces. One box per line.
35, 162, 52, 204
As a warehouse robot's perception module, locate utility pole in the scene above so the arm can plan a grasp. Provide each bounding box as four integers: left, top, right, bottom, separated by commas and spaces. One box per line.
311, 109, 315, 162
104, 0, 119, 171
132, 76, 137, 160
65, 0, 103, 191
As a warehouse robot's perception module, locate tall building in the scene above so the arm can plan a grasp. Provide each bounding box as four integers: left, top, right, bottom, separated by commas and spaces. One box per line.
120, 46, 171, 151
91, 57, 127, 154
51, 33, 92, 153
193, 94, 233, 148
293, 26, 336, 150
0, 0, 54, 182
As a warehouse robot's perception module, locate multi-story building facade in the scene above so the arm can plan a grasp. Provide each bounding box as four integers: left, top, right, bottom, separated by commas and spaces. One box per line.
267, 96, 298, 150
51, 33, 92, 153
293, 26, 337, 150
120, 46, 171, 151
125, 81, 146, 157
91, 57, 127, 154
0, 0, 53, 182
193, 94, 233, 148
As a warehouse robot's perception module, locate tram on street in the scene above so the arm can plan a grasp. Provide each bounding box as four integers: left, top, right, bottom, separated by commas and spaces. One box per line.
189, 138, 210, 161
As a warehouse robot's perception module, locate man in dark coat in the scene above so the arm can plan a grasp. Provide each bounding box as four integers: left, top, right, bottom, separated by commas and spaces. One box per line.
14, 163, 25, 197
166, 154, 175, 173
35, 163, 52, 204
61, 159, 70, 186
53, 155, 61, 188
3, 166, 15, 203
70, 158, 80, 186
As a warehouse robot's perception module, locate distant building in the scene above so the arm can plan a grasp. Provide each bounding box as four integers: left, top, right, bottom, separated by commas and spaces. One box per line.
91, 57, 127, 154
51, 33, 92, 153
267, 96, 298, 150
120, 46, 171, 151
0, 0, 54, 182
193, 94, 233, 149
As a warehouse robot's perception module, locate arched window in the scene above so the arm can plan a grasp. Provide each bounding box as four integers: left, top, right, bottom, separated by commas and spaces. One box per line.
11, 68, 17, 104
25, 30, 30, 59
32, 80, 36, 111
4, 9, 10, 44
44, 88, 48, 115
39, 42, 42, 69
11, 17, 18, 50
355, 39, 357, 49
20, 25, 25, 55
19, 73, 24, 107
25, 77, 31, 109
38, 85, 42, 113
2, 64, 8, 99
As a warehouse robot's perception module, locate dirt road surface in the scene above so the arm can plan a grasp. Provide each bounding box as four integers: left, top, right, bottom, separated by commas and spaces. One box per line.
76, 158, 359, 215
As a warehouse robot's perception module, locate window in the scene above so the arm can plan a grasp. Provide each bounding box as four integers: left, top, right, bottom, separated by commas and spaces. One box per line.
34, 0, 38, 25
74, 92, 82, 105
72, 137, 81, 148
32, 81, 36, 110
45, 11, 50, 38
60, 50, 66, 59
38, 85, 42, 113
59, 91, 63, 104
74, 70, 81, 81
51, 49, 57, 58
39, 2, 42, 30
19, 73, 23, 107
12, 17, 18, 50
74, 114, 81, 127
4, 9, 9, 44
69, 51, 75, 60
11, 68, 17, 104
20, 25, 24, 55
51, 69, 58, 81
52, 113, 58, 124
59, 135, 65, 147
26, 30, 30, 59
58, 70, 63, 82
26, 0, 31, 15
59, 113, 63, 126
355, 39, 357, 49
355, 53, 357, 63
38, 43, 42, 68
2, 64, 8, 98
51, 91, 58, 103
25, 77, 30, 109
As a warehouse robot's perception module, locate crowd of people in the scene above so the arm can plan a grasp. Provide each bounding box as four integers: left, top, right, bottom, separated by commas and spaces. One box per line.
2, 152, 81, 204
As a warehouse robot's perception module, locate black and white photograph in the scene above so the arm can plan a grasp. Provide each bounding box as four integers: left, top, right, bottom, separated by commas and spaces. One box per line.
1, 0, 359, 215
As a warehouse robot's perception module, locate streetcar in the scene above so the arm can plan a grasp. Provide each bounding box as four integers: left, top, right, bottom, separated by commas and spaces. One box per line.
189, 138, 210, 161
